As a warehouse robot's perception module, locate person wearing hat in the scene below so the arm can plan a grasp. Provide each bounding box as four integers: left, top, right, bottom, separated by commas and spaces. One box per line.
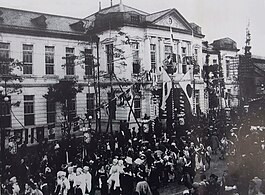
107, 159, 121, 194
10, 176, 20, 195
55, 171, 70, 195
83, 166, 92, 195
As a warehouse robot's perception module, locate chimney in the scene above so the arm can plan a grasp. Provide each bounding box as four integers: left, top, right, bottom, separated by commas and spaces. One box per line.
119, 0, 124, 12
99, 1, 101, 11
111, 0, 113, 6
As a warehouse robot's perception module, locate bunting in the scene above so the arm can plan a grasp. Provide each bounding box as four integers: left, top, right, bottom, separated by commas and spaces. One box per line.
160, 67, 172, 110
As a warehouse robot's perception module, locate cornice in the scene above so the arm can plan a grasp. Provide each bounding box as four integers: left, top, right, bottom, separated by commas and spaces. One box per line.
0, 25, 90, 41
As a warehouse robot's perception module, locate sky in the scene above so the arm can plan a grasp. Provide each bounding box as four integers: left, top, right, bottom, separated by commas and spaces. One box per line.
1, 0, 265, 56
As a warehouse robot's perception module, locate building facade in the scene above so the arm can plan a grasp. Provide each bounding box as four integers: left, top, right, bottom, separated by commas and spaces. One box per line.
0, 2, 206, 146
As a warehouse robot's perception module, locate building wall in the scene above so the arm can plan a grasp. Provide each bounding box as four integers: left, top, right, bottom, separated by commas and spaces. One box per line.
1, 32, 92, 145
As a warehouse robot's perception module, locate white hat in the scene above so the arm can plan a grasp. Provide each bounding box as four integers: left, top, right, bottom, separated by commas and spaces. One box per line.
57, 171, 66, 177
83, 166, 89, 171
10, 176, 17, 183
125, 156, 133, 164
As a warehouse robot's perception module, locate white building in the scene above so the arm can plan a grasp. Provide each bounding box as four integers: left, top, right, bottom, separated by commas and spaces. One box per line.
0, 2, 207, 146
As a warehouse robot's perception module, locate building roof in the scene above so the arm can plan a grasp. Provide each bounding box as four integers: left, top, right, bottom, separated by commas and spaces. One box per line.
254, 63, 265, 72
211, 37, 239, 52
145, 9, 171, 22
0, 7, 88, 35
85, 3, 148, 20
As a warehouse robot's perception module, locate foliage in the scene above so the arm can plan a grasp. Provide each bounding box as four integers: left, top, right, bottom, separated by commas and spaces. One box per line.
43, 79, 83, 104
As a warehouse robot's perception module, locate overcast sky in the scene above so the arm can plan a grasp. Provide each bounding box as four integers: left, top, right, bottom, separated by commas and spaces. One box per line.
1, 0, 265, 56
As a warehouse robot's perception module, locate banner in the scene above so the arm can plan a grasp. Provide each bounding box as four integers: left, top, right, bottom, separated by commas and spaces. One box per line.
179, 68, 194, 113
160, 67, 172, 110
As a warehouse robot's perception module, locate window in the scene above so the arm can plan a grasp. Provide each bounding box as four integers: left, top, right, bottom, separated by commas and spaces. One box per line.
47, 100, 56, 123
86, 93, 94, 118
65, 47, 75, 75
85, 49, 93, 76
24, 95, 34, 126
181, 47, 186, 56
134, 94, 141, 119
106, 44, 114, 74
108, 92, 116, 120
131, 15, 140, 23
45, 46, 55, 75
195, 90, 200, 115
194, 49, 198, 62
213, 59, 217, 64
0, 42, 10, 75
23, 44, 33, 74
150, 44, 156, 72
226, 60, 230, 78
0, 96, 11, 128
132, 42, 140, 74
181, 47, 187, 74
67, 98, 76, 122
165, 45, 172, 60
227, 89, 231, 107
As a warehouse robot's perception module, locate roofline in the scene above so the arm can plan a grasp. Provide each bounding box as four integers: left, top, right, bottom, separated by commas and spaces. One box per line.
0, 6, 86, 21
84, 3, 149, 19
152, 8, 193, 31
146, 8, 171, 17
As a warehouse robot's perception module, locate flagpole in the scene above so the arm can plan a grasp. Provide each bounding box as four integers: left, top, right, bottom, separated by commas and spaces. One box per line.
113, 73, 141, 129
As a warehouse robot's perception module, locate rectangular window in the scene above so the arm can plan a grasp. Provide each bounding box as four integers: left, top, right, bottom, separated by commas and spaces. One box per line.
132, 42, 140, 74
108, 92, 116, 120
65, 47, 75, 75
86, 93, 94, 118
47, 100, 56, 123
226, 60, 230, 78
213, 59, 217, 64
106, 44, 114, 74
23, 44, 33, 74
195, 90, 200, 115
0, 96, 11, 128
85, 49, 93, 76
24, 95, 34, 126
181, 47, 186, 56
150, 44, 156, 72
164, 45, 172, 59
45, 46, 55, 75
134, 94, 141, 119
0, 42, 10, 75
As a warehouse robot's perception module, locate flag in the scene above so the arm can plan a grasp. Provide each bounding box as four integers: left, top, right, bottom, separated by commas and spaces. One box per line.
160, 67, 172, 110
179, 68, 194, 113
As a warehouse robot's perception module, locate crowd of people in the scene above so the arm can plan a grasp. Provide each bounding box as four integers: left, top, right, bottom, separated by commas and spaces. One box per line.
1, 114, 264, 195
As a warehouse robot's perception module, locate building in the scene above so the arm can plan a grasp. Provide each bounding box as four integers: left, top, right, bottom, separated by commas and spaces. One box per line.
85, 1, 206, 131
202, 37, 240, 115
0, 1, 206, 147
0, 7, 93, 146
239, 54, 265, 101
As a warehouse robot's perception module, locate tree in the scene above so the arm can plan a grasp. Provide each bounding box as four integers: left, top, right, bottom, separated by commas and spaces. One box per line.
43, 79, 83, 138
0, 56, 23, 175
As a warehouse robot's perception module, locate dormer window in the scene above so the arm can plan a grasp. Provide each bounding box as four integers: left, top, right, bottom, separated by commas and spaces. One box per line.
31, 15, 47, 28
70, 20, 85, 32
131, 15, 140, 24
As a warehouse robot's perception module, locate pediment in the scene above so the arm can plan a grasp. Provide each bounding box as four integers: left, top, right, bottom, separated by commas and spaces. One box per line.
152, 9, 192, 31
